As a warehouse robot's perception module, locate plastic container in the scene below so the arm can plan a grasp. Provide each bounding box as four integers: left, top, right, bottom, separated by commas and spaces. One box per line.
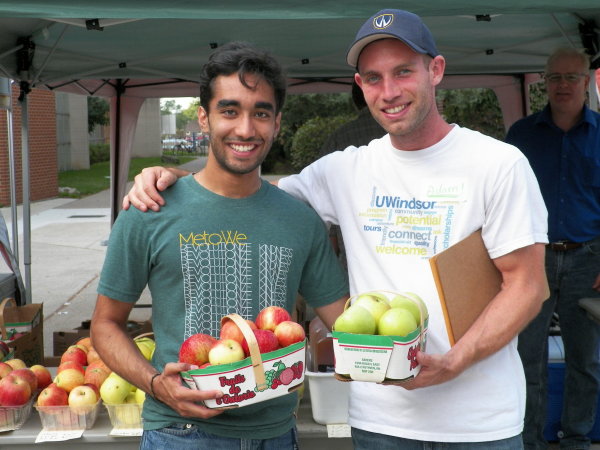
104, 403, 143, 429
0, 395, 35, 432
35, 399, 101, 430
305, 370, 349, 424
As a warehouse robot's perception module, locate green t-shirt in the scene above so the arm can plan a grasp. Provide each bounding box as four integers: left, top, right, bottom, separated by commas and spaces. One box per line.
97, 175, 348, 438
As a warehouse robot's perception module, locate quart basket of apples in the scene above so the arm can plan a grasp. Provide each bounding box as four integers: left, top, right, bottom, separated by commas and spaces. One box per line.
332, 291, 428, 384
180, 306, 306, 409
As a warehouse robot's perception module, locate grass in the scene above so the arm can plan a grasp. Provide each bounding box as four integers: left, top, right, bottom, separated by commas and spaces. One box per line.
58, 156, 197, 198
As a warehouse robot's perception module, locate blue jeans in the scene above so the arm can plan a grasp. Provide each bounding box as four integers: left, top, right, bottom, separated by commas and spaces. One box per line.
518, 238, 600, 450
351, 428, 523, 449
140, 423, 298, 450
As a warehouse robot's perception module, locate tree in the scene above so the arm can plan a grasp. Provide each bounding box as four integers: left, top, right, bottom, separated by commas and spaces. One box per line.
160, 99, 181, 116
437, 88, 505, 140
87, 96, 109, 133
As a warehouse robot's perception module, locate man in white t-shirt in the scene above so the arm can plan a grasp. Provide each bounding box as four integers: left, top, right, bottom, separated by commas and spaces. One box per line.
123, 9, 549, 449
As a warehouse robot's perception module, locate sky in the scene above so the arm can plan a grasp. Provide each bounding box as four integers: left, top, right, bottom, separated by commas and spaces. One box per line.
160, 97, 198, 110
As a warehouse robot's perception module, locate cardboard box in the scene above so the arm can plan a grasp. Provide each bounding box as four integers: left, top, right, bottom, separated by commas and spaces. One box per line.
332, 292, 428, 384
1, 299, 44, 366
305, 370, 349, 425
53, 320, 152, 356
181, 313, 305, 409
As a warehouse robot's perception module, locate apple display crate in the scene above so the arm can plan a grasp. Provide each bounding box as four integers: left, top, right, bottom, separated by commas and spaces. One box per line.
35, 399, 101, 430
104, 403, 143, 429
181, 314, 305, 409
305, 370, 349, 425
0, 396, 35, 432
332, 292, 428, 384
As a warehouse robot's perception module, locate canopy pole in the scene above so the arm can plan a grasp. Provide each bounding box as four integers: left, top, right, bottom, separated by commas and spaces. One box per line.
0, 78, 18, 263
111, 79, 124, 224
18, 83, 31, 304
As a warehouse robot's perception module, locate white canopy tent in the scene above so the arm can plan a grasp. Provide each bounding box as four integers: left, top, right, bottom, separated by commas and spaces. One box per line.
0, 1, 598, 303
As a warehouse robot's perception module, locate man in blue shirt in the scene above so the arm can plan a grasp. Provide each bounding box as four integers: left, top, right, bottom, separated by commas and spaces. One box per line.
506, 48, 600, 450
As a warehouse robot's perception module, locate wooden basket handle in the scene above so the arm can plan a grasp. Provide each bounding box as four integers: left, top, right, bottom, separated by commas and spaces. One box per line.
134, 332, 154, 340
0, 297, 16, 340
221, 314, 267, 392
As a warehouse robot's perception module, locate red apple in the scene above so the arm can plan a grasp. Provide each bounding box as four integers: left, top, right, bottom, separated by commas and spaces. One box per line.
10, 368, 38, 393
86, 347, 102, 365
54, 367, 84, 393
57, 360, 85, 375
220, 319, 257, 344
0, 372, 32, 406
178, 333, 217, 366
76, 337, 93, 352
5, 358, 26, 370
198, 363, 211, 369
61, 345, 88, 367
84, 366, 109, 391
241, 329, 280, 356
83, 382, 100, 399
86, 359, 110, 374
255, 306, 291, 332
208, 339, 245, 365
274, 321, 306, 348
0, 361, 13, 379
30, 365, 53, 390
37, 384, 69, 407
68, 385, 98, 413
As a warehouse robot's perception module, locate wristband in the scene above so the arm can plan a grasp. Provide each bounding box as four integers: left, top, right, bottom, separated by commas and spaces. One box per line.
150, 372, 161, 398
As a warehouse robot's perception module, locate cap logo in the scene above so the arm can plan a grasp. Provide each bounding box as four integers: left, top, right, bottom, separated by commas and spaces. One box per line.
373, 13, 393, 30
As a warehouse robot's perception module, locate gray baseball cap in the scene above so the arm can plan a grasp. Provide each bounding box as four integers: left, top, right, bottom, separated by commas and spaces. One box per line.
347, 9, 439, 67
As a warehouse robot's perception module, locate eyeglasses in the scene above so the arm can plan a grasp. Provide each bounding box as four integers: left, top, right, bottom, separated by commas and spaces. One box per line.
544, 73, 587, 84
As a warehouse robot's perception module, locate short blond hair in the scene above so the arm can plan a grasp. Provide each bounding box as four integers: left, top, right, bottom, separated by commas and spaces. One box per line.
545, 48, 590, 74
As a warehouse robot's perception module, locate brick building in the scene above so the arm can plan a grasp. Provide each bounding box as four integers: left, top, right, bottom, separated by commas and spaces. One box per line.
0, 85, 57, 206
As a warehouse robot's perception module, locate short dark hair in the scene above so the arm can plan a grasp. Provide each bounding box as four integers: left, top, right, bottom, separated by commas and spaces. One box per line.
199, 41, 287, 113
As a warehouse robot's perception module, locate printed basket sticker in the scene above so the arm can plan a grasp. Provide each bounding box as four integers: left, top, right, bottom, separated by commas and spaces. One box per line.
182, 340, 305, 408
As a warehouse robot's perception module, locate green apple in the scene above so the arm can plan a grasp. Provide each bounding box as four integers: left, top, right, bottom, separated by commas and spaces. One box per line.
333, 305, 377, 335
134, 388, 146, 404
353, 293, 390, 326
100, 372, 133, 404
378, 308, 418, 336
390, 294, 424, 324
134, 337, 156, 361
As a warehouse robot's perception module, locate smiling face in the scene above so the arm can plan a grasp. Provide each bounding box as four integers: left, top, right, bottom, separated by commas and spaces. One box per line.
199, 72, 281, 177
545, 53, 589, 118
355, 39, 446, 150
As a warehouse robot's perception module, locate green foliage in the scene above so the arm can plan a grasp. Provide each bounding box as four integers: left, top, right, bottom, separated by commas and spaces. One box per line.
528, 81, 547, 114
177, 101, 199, 131
289, 115, 354, 172
262, 92, 354, 174
87, 97, 109, 133
89, 143, 110, 165
58, 156, 196, 198
437, 88, 505, 140
160, 99, 180, 115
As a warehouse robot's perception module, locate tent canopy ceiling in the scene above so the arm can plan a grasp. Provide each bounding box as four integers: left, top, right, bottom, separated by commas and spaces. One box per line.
0, 1, 599, 98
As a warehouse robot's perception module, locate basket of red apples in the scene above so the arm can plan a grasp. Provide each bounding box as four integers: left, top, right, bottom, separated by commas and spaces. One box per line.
0, 357, 50, 431
180, 306, 306, 409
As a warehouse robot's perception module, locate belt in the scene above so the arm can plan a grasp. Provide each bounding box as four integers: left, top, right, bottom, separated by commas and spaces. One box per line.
546, 241, 584, 251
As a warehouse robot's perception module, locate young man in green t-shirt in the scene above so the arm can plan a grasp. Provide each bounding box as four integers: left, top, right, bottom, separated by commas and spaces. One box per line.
91, 41, 348, 449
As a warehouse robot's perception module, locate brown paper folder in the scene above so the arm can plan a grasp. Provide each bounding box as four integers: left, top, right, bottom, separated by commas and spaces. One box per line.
429, 229, 502, 346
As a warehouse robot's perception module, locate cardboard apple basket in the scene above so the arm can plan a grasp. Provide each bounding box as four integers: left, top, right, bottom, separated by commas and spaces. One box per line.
332, 291, 428, 385
181, 314, 305, 409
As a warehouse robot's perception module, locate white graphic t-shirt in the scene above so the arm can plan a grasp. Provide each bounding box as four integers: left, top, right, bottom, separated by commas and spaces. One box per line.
279, 125, 548, 442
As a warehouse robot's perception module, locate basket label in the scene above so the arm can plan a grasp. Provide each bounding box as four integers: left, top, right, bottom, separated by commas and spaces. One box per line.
182, 341, 306, 408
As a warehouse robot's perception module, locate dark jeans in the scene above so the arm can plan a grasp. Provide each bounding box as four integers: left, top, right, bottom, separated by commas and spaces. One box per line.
140, 423, 298, 450
518, 237, 600, 450
351, 428, 523, 449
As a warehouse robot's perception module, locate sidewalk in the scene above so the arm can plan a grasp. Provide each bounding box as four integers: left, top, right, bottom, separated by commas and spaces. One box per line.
0, 157, 211, 357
